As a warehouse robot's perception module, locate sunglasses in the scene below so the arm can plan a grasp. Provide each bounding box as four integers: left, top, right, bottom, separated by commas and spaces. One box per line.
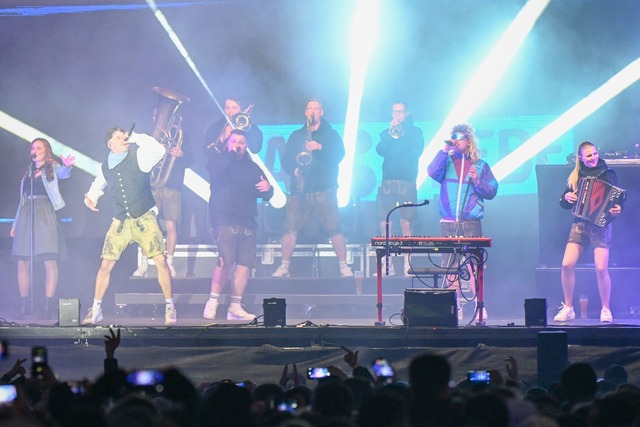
451, 133, 466, 141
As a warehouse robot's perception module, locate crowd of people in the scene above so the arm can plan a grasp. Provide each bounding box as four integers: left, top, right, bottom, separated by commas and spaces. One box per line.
0, 329, 638, 426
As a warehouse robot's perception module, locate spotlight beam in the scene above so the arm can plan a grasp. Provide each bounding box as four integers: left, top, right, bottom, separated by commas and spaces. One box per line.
493, 57, 640, 181
145, 0, 287, 208
416, 0, 550, 188
0, 110, 99, 175
339, 0, 378, 207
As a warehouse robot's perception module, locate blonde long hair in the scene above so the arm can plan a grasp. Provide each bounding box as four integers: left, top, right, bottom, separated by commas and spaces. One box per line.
451, 123, 480, 163
567, 141, 596, 191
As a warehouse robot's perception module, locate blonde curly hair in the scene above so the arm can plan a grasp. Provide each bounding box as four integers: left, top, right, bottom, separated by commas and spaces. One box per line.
451, 123, 480, 163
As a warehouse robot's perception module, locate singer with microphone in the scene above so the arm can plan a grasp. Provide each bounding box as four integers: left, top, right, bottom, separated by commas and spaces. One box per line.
10, 138, 75, 319
427, 123, 498, 322
82, 127, 177, 326
375, 101, 425, 276
203, 129, 273, 321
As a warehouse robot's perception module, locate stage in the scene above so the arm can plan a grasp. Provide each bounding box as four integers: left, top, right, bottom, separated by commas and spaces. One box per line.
2, 274, 640, 389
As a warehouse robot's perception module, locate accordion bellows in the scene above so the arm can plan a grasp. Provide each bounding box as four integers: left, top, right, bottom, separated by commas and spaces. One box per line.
571, 177, 626, 227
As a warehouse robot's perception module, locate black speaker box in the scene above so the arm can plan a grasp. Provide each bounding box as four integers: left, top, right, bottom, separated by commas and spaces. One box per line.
58, 298, 80, 326
525, 298, 547, 327
263, 298, 286, 327
403, 289, 457, 327
537, 331, 568, 388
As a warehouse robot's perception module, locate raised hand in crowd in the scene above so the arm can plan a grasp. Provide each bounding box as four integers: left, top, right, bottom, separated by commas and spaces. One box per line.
505, 355, 519, 381
104, 327, 121, 359
279, 363, 301, 389
1, 358, 27, 384
341, 345, 359, 369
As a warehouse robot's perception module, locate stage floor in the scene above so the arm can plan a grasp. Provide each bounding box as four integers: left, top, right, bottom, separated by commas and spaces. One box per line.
2, 275, 640, 388
2, 311, 640, 389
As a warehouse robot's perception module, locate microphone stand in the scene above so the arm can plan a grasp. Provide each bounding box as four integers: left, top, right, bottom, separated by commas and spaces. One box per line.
454, 178, 474, 236
384, 200, 429, 275
28, 161, 35, 317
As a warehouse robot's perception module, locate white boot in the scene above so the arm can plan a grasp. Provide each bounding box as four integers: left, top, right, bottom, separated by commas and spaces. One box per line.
132, 256, 149, 277
272, 264, 290, 278
227, 303, 256, 321
203, 299, 219, 320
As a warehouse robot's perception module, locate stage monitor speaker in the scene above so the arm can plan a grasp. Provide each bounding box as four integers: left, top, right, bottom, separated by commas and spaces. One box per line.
525, 298, 547, 327
537, 331, 568, 389
403, 289, 457, 327
263, 298, 286, 327
58, 298, 80, 327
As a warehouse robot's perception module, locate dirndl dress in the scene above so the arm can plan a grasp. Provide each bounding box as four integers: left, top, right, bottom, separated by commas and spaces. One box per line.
12, 195, 66, 261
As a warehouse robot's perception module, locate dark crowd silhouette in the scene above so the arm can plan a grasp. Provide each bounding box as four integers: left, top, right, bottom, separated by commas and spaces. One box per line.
0, 329, 639, 427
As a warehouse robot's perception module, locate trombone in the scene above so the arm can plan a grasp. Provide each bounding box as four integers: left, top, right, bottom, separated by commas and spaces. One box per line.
208, 104, 254, 152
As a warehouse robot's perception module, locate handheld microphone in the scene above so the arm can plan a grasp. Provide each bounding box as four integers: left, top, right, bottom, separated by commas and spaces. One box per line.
402, 199, 429, 207
125, 123, 135, 141
444, 139, 456, 146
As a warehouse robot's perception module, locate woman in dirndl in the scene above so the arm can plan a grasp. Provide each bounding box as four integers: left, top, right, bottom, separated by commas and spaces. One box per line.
10, 137, 75, 318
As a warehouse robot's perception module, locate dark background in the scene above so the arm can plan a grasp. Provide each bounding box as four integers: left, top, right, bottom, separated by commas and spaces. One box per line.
0, 0, 638, 318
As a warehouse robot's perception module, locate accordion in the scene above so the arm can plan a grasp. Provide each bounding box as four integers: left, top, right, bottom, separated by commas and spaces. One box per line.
571, 177, 626, 227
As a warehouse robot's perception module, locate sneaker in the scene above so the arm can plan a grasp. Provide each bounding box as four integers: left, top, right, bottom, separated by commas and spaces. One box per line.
600, 307, 613, 323
553, 303, 575, 322
340, 264, 354, 278
203, 299, 219, 320
227, 303, 256, 321
132, 262, 148, 278
82, 307, 103, 325
272, 264, 290, 278
165, 306, 177, 326
475, 305, 488, 321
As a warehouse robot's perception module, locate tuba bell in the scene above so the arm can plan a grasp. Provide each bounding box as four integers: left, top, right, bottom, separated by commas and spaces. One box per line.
149, 86, 190, 188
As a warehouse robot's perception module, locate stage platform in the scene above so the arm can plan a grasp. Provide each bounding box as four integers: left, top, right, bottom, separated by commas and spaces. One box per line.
2, 312, 640, 388
2, 274, 640, 388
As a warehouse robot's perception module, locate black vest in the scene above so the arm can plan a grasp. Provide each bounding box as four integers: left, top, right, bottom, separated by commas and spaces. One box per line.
101, 146, 156, 220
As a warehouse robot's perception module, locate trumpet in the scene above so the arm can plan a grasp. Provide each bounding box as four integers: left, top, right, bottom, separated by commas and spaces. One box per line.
389, 124, 405, 139
209, 104, 254, 152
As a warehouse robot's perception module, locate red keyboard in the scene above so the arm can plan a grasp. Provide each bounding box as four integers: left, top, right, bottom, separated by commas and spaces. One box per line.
370, 236, 491, 248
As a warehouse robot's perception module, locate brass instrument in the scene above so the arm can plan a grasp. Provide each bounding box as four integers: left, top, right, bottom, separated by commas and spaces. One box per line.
295, 117, 314, 166
209, 104, 254, 152
389, 124, 405, 139
150, 86, 190, 188
294, 117, 314, 192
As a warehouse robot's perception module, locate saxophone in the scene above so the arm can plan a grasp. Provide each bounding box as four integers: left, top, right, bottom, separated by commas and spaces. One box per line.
149, 86, 190, 188
294, 117, 314, 193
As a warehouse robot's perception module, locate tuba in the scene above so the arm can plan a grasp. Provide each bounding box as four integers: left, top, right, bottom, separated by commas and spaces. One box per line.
150, 86, 190, 188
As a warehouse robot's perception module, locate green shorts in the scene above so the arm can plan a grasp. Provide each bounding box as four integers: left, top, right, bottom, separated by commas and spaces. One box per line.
101, 211, 166, 260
